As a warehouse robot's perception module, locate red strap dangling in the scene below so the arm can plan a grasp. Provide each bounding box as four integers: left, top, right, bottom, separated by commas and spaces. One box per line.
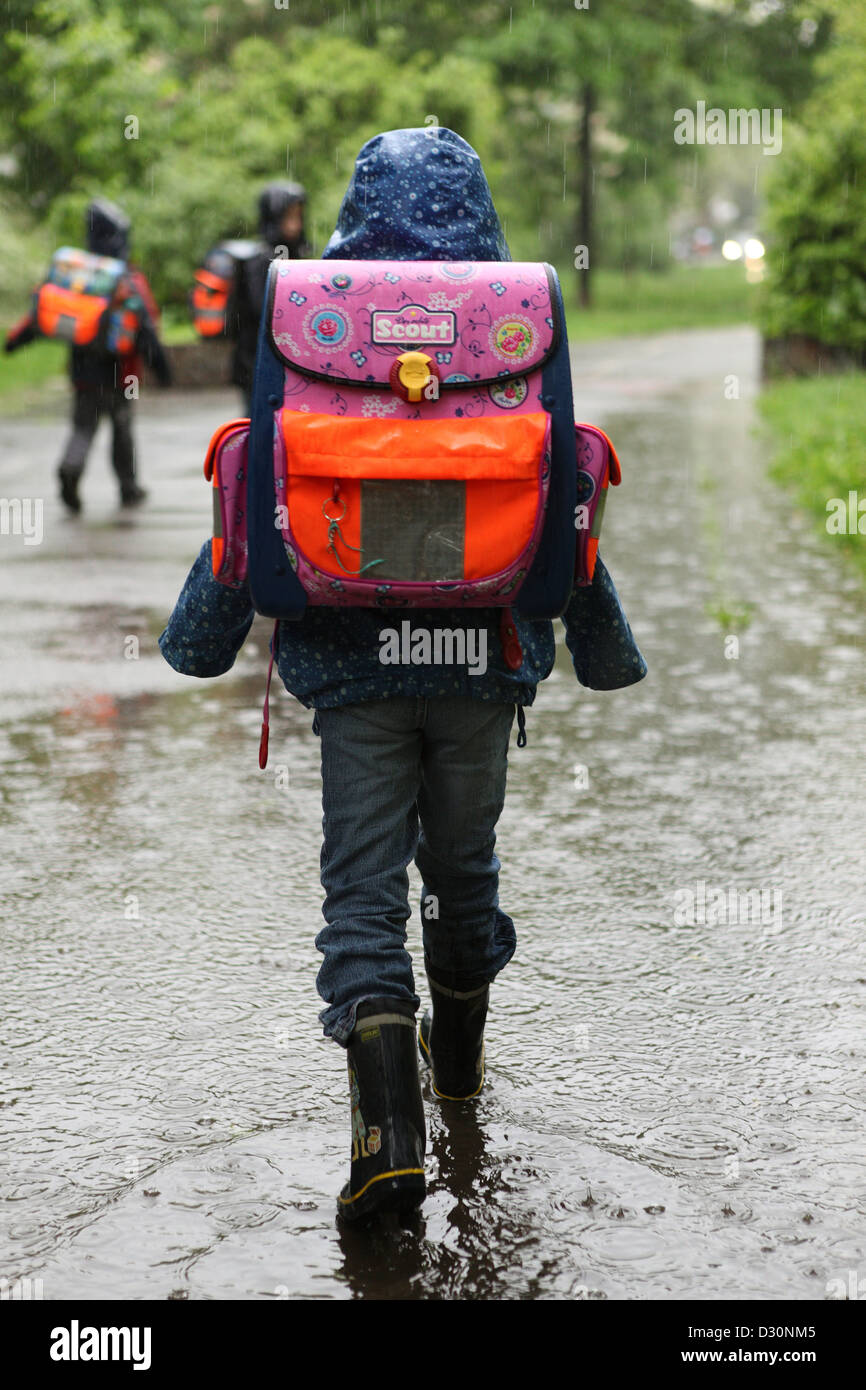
499, 607, 523, 671
258, 620, 280, 769
258, 720, 269, 770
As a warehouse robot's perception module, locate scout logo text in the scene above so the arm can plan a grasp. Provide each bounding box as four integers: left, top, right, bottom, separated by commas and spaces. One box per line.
372, 304, 456, 344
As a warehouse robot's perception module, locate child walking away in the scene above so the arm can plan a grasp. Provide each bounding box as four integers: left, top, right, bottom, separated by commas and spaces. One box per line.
159, 128, 647, 1224
223, 182, 312, 416
3, 197, 172, 514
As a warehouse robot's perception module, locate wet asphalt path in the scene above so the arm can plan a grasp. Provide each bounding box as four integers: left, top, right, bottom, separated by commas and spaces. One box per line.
1, 328, 864, 1299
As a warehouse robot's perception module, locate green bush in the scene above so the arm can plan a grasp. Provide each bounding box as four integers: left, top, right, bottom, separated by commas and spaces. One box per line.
760, 3, 866, 352
40, 31, 509, 310
758, 373, 866, 583
761, 121, 866, 350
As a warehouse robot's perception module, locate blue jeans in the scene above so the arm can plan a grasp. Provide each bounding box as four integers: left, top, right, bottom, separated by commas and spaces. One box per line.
314, 696, 518, 1046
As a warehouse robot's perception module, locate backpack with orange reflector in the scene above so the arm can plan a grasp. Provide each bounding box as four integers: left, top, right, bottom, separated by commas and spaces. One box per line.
33, 246, 143, 354
200, 258, 622, 762
190, 240, 258, 338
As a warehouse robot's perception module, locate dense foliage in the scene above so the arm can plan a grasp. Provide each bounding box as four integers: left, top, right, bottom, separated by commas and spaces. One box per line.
0, 0, 830, 308
761, 0, 866, 351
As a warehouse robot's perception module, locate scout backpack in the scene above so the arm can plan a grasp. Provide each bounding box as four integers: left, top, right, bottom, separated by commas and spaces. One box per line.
204, 258, 621, 604
33, 246, 142, 354
201, 257, 622, 764
190, 240, 259, 337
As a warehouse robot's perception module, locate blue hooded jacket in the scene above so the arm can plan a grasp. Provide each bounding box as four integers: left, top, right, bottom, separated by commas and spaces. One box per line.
159, 127, 647, 715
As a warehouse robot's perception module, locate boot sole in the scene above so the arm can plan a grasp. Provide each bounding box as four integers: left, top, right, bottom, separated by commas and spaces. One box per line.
337, 1168, 426, 1224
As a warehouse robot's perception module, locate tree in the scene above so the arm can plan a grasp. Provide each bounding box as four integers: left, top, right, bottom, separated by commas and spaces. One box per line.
0, 0, 832, 310
761, 0, 866, 352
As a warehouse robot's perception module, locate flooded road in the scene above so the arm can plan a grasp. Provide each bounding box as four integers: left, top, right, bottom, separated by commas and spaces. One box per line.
1, 328, 864, 1300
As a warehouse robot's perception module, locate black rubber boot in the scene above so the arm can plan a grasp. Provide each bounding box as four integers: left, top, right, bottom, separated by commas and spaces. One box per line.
418, 962, 490, 1100
120, 485, 148, 509
337, 997, 426, 1224
58, 467, 82, 515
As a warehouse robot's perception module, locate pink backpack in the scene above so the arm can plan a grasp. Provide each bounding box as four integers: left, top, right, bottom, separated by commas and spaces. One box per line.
204, 258, 620, 602
202, 258, 622, 763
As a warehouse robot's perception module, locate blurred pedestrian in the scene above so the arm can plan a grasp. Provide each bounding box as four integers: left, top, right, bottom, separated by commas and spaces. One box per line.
4, 197, 172, 514
226, 182, 311, 415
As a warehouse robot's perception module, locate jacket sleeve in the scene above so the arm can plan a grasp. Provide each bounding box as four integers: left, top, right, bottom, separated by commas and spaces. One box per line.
159, 540, 256, 677
126, 268, 172, 384
4, 310, 38, 352
135, 316, 172, 385
130, 268, 161, 329
560, 554, 648, 690
223, 264, 241, 343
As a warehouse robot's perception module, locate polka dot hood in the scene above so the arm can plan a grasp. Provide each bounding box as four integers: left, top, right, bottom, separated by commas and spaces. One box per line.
321, 126, 512, 263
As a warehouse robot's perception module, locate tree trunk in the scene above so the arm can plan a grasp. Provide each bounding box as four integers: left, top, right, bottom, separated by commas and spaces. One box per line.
578, 80, 594, 309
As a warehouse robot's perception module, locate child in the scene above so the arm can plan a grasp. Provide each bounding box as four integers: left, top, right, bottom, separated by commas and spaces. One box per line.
159, 128, 647, 1223
4, 198, 171, 513
225, 181, 312, 416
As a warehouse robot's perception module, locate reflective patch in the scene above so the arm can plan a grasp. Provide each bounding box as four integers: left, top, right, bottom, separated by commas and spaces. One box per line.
576, 469, 597, 505
362, 480, 464, 580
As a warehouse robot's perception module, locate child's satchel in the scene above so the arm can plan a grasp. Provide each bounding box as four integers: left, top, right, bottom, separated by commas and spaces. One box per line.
200, 258, 625, 767
190, 240, 259, 338
33, 247, 142, 354
203, 258, 622, 624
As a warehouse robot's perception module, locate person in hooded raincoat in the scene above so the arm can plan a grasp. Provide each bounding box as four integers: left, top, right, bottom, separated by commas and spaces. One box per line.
4, 198, 172, 513
159, 128, 647, 1222
225, 182, 312, 415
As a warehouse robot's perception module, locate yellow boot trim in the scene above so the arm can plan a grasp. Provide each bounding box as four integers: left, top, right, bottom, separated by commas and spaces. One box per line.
338, 1166, 426, 1207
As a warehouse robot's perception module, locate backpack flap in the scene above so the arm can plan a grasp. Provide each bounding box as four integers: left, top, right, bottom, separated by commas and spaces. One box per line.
573, 422, 622, 586
246, 258, 577, 620
204, 418, 251, 586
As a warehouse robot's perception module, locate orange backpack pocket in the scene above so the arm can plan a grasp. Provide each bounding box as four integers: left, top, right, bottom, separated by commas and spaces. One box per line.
191, 268, 231, 337
35, 282, 110, 345
276, 409, 550, 590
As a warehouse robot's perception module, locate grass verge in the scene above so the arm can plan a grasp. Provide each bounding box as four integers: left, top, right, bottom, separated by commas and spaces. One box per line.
562, 262, 758, 341
757, 373, 866, 584
0, 340, 68, 415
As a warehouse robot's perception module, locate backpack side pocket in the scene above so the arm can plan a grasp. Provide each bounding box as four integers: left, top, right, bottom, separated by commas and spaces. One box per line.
574, 423, 622, 586
204, 419, 251, 587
